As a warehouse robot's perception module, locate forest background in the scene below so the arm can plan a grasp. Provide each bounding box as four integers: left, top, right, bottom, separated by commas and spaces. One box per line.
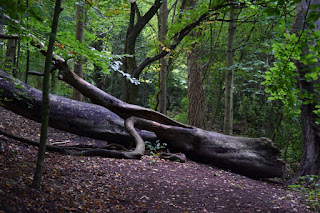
0, 0, 319, 180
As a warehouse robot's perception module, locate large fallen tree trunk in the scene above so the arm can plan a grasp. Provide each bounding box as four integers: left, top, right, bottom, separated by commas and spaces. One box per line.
0, 71, 284, 178
0, 71, 156, 146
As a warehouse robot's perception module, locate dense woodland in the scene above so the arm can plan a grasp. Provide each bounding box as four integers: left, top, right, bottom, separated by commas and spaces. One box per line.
0, 0, 319, 207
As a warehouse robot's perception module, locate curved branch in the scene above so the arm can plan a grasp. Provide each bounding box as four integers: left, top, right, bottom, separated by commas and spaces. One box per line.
127, 0, 162, 43
56, 63, 191, 128
125, 117, 145, 155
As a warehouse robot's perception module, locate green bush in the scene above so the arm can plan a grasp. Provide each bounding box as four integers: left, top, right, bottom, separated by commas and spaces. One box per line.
144, 140, 167, 156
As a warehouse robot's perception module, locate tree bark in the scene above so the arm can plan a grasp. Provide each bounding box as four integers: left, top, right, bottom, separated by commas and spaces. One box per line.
187, 46, 205, 128
182, 0, 205, 128
32, 0, 62, 190
158, 0, 169, 114
290, 0, 320, 182
72, 2, 85, 102
0, 71, 157, 146
223, 2, 236, 135
5, 38, 17, 76
122, 0, 162, 103
0, 70, 284, 178
0, 2, 286, 178
120, 0, 212, 104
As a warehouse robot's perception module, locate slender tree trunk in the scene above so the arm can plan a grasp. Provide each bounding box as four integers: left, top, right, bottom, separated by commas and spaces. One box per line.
51, 71, 56, 93
25, 43, 30, 83
0, 23, 2, 152
5, 38, 17, 76
290, 0, 320, 182
0, 24, 3, 65
158, 0, 168, 114
122, 3, 138, 103
32, 0, 62, 189
92, 38, 104, 89
24, 0, 30, 84
16, 39, 21, 71
223, 3, 236, 135
72, 1, 85, 101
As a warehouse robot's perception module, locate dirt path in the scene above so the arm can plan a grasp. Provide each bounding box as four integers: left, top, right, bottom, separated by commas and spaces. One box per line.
0, 107, 311, 212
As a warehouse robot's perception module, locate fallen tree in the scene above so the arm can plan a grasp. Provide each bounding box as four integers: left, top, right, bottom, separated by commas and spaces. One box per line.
0, 70, 284, 178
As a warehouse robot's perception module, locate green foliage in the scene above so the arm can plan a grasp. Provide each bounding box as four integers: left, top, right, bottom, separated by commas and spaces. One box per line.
289, 175, 320, 212
144, 140, 167, 156
262, 29, 320, 118
172, 96, 189, 124
275, 113, 302, 177
0, 0, 313, 171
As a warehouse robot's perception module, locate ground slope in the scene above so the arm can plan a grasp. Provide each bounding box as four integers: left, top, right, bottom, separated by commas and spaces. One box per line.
0, 107, 311, 212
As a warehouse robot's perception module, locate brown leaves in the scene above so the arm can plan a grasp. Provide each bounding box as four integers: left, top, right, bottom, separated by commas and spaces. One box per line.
0, 107, 312, 212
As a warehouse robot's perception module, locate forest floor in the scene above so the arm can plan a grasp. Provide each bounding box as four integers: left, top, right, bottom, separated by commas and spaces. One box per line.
0, 106, 313, 213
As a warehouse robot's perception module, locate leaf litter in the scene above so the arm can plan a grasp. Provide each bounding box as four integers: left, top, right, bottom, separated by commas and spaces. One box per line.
0, 107, 313, 212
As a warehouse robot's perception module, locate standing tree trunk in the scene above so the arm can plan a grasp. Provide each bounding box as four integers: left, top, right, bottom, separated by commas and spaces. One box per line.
92, 34, 104, 90
32, 0, 62, 189
25, 42, 30, 83
122, 2, 139, 103
72, 1, 85, 102
223, 3, 236, 135
182, 0, 205, 128
24, 0, 30, 84
0, 24, 3, 64
158, 0, 169, 114
290, 0, 320, 182
122, 0, 162, 104
187, 46, 204, 128
5, 38, 17, 76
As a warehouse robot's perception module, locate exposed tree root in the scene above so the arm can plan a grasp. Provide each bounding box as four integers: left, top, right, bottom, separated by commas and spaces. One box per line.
0, 128, 141, 159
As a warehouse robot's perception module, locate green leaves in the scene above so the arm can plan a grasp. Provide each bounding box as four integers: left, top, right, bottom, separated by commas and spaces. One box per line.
263, 7, 281, 16
263, 29, 320, 117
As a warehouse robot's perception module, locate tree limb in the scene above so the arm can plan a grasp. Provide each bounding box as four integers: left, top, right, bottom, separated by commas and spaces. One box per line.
134, 11, 216, 77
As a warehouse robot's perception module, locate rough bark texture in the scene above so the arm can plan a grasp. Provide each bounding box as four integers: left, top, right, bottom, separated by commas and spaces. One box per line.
183, 0, 205, 128
0, 70, 284, 178
290, 0, 320, 182
0, 71, 157, 146
132, 117, 283, 178
187, 46, 204, 128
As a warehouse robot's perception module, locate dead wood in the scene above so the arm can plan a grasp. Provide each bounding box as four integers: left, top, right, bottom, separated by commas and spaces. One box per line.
0, 70, 284, 178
